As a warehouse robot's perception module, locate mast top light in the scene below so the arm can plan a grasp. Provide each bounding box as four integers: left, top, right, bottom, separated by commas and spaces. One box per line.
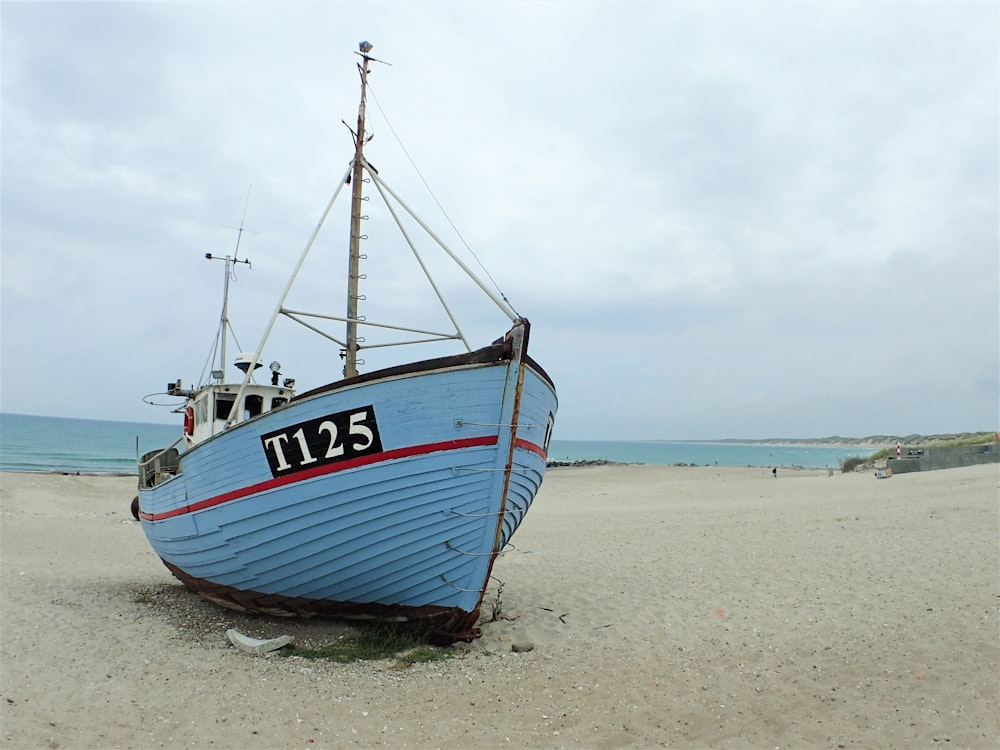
359, 41, 373, 54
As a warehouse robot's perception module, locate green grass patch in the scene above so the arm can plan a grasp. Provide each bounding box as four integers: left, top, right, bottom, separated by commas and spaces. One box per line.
866, 433, 997, 464
943, 433, 997, 446
840, 456, 868, 473
282, 622, 456, 665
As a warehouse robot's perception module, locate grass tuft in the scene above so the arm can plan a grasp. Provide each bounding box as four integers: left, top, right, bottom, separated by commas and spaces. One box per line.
282, 621, 455, 665
840, 456, 867, 473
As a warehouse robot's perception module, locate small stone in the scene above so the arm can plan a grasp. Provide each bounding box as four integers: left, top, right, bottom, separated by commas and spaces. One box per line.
511, 641, 534, 653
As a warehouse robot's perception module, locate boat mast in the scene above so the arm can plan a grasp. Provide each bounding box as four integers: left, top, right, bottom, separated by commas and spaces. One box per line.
205, 189, 253, 382
345, 41, 374, 378
206, 249, 250, 382
220, 255, 232, 376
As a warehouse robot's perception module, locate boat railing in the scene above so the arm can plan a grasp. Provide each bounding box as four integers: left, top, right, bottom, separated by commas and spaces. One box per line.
137, 436, 185, 489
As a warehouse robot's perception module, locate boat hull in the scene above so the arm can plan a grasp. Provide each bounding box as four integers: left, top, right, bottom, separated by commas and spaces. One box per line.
136, 330, 556, 642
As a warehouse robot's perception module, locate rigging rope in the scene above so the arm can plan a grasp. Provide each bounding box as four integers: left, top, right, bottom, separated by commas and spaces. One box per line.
366, 81, 522, 319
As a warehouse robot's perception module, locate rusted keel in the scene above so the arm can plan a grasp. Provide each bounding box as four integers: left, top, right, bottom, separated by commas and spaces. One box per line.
161, 560, 482, 644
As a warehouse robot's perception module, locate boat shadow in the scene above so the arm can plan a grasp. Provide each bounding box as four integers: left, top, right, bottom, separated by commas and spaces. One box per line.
119, 580, 361, 650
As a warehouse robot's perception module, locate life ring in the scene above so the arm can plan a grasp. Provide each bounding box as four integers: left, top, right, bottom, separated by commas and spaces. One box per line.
183, 405, 194, 436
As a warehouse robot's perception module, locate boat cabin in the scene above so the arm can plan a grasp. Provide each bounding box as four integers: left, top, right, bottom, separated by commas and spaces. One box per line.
167, 353, 298, 447
185, 382, 294, 446
139, 378, 295, 491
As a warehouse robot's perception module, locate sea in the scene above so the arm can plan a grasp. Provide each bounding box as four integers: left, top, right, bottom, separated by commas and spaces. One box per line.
0, 412, 872, 475
0, 413, 181, 475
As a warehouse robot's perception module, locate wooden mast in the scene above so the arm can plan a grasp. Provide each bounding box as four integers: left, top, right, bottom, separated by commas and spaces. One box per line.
345, 41, 374, 378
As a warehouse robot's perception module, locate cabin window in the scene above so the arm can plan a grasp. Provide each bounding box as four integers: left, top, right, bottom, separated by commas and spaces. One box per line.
195, 397, 209, 425
215, 393, 236, 421
244, 394, 264, 419
271, 397, 288, 410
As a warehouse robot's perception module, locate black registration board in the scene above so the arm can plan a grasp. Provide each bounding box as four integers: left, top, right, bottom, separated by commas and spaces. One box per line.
260, 406, 383, 478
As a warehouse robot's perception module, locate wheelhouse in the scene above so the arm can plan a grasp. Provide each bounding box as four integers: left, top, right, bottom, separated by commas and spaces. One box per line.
186, 382, 294, 446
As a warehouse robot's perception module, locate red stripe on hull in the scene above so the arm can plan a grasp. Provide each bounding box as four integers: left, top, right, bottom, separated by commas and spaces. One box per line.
140, 434, 545, 522
515, 437, 547, 460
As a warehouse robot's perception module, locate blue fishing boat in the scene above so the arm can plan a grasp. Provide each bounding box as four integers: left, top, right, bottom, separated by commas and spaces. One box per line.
132, 42, 557, 643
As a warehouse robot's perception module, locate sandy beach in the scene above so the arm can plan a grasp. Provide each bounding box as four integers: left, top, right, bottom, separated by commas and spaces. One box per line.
1, 463, 997, 749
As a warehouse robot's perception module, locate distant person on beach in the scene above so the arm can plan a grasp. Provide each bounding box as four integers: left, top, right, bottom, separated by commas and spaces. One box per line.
772, 467, 777, 478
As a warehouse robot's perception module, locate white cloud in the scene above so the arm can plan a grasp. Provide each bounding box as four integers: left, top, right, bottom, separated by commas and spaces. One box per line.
2, 1, 996, 439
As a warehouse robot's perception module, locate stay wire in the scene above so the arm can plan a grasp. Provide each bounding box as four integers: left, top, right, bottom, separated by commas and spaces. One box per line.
366, 81, 521, 319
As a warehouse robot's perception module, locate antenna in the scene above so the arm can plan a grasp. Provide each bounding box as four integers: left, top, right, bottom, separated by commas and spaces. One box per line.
220, 185, 257, 266
206, 191, 255, 381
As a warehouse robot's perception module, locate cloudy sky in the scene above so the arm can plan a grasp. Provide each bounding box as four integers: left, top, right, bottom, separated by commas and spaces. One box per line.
2, 1, 997, 441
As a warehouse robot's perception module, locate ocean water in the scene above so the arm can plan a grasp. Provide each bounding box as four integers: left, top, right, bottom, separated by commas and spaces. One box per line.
548, 439, 870, 470
0, 413, 872, 475
0, 413, 180, 475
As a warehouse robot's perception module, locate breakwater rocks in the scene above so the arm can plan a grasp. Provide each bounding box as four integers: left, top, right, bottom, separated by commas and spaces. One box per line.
545, 460, 722, 468
546, 459, 630, 468
741, 432, 996, 448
